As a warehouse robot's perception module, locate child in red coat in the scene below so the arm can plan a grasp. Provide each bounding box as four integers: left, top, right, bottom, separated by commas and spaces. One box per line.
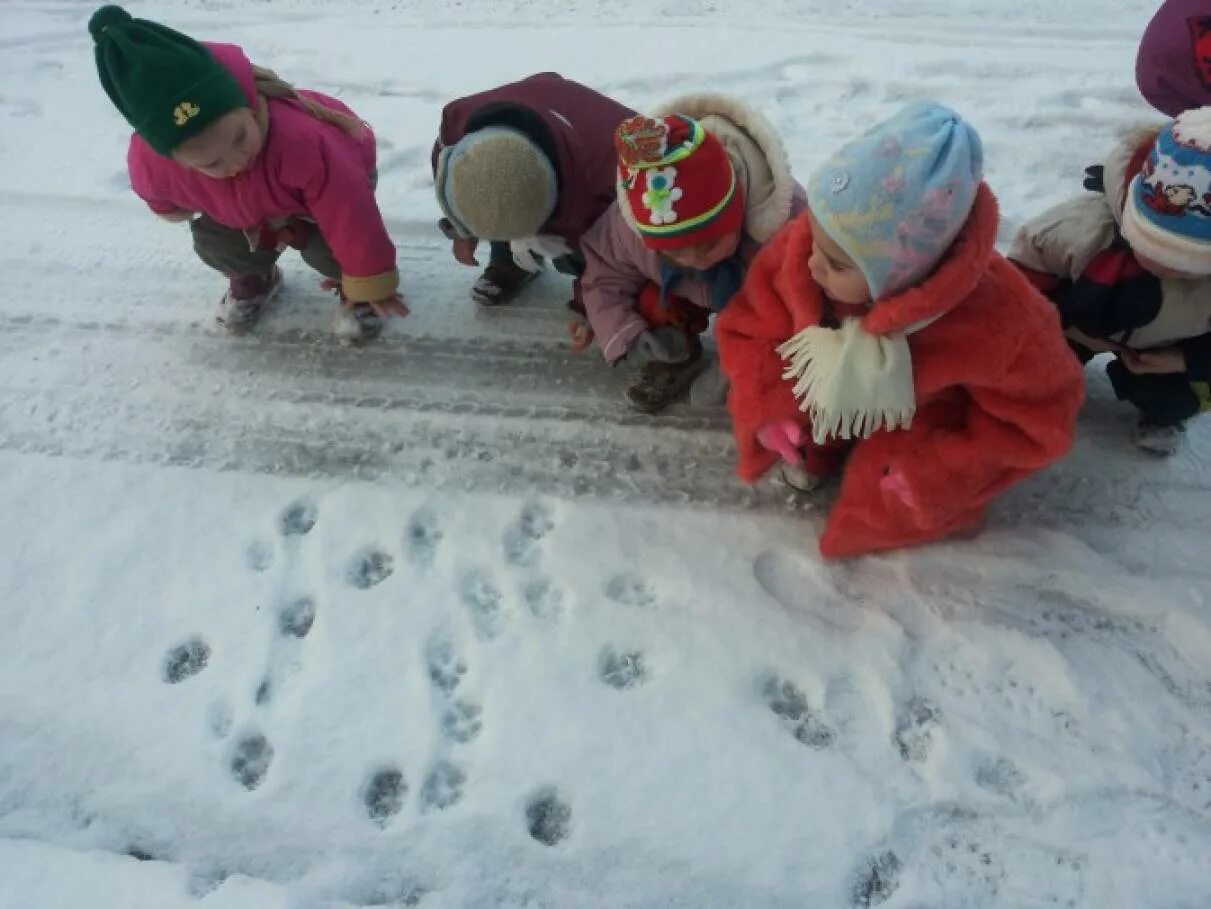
717, 104, 1084, 559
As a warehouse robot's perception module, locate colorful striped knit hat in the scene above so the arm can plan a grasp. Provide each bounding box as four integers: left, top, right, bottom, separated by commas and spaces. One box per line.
615, 114, 744, 250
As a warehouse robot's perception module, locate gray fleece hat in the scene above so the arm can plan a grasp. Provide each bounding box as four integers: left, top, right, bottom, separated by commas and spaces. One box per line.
434, 126, 558, 240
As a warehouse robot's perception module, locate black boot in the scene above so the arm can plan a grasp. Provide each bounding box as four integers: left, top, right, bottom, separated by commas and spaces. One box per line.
471, 258, 540, 306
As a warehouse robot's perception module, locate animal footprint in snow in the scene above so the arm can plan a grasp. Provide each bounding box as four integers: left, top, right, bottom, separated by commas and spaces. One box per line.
420, 761, 466, 813
229, 732, 274, 790
442, 700, 483, 744
207, 699, 233, 739
278, 596, 317, 638
348, 548, 394, 590
425, 636, 467, 696
364, 767, 407, 827
975, 757, 1027, 799
461, 569, 506, 640
503, 501, 556, 566
598, 647, 648, 690
851, 850, 902, 908
163, 637, 210, 684
526, 788, 572, 846
604, 573, 657, 609
279, 499, 318, 537
894, 697, 941, 763
406, 507, 443, 567
764, 676, 836, 749
245, 540, 274, 573
522, 577, 565, 623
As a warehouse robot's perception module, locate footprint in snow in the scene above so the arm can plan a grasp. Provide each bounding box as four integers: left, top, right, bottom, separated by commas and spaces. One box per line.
364, 767, 407, 827
406, 507, 443, 568
598, 646, 648, 690
420, 761, 467, 813
278, 595, 317, 639
764, 675, 836, 749
442, 700, 483, 744
245, 540, 274, 573
975, 757, 1028, 800
851, 851, 902, 908
348, 548, 395, 590
522, 576, 565, 624
163, 637, 210, 684
604, 573, 657, 609
525, 788, 572, 846
279, 499, 318, 537
425, 635, 467, 696
894, 697, 942, 763
461, 569, 506, 640
503, 500, 557, 567
207, 699, 233, 739
229, 732, 274, 791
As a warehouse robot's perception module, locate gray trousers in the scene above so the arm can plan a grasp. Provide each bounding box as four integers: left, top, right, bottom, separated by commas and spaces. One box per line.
190, 215, 341, 281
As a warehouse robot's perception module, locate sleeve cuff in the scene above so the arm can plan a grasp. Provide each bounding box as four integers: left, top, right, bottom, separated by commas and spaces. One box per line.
342, 269, 399, 303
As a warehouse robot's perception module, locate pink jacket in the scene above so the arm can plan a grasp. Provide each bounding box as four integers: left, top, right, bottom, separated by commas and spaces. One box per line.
127, 43, 397, 302
579, 93, 804, 363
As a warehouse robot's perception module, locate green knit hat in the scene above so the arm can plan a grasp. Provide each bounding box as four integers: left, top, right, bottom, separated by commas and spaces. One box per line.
88, 5, 248, 156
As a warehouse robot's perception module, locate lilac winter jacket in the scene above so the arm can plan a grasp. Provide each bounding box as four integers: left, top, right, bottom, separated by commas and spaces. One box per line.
580, 94, 805, 364
1136, 0, 1211, 116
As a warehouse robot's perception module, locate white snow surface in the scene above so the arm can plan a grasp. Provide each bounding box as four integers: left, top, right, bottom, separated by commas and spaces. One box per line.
2, 1, 1210, 907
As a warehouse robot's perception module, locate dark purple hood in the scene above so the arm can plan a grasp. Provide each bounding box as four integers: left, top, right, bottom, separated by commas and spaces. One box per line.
1136, 0, 1211, 116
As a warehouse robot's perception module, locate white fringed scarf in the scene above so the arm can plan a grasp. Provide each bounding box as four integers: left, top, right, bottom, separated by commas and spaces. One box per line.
777, 317, 929, 445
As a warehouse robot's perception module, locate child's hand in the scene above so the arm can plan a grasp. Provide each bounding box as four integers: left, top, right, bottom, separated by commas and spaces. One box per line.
756, 420, 807, 468
1121, 347, 1186, 375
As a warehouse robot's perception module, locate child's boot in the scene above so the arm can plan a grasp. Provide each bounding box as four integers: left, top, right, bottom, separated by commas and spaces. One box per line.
332, 301, 383, 345
1133, 419, 1186, 456
471, 258, 539, 306
624, 335, 705, 414
216, 267, 283, 334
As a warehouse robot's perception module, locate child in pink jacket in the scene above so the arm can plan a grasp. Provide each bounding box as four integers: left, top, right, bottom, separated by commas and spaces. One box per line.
89, 5, 407, 342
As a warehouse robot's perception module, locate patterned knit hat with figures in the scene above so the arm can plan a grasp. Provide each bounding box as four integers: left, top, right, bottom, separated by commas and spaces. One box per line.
615, 114, 745, 250
1121, 107, 1211, 276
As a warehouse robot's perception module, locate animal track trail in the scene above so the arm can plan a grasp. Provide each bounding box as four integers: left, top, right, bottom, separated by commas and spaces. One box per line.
598, 647, 649, 690
406, 506, 443, 568
163, 637, 210, 684
503, 500, 557, 568
764, 675, 837, 750
604, 573, 658, 609
425, 635, 467, 697
229, 732, 274, 791
442, 700, 484, 744
364, 767, 407, 828
525, 788, 572, 846
420, 761, 466, 813
279, 498, 318, 538
461, 569, 507, 640
347, 547, 395, 590
278, 595, 317, 639
894, 697, 943, 764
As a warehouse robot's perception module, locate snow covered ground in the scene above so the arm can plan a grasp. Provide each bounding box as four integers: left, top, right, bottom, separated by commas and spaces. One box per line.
2, 0, 1210, 906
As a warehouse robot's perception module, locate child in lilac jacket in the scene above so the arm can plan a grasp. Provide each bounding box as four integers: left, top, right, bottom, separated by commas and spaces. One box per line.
91, 5, 407, 342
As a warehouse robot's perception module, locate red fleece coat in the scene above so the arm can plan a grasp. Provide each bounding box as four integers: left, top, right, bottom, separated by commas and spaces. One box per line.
717, 185, 1084, 559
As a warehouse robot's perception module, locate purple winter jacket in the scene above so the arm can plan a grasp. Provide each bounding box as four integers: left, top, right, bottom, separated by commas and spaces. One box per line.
1136, 0, 1211, 116
432, 73, 635, 251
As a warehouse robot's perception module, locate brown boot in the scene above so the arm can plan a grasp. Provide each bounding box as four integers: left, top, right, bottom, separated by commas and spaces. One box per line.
624, 336, 705, 414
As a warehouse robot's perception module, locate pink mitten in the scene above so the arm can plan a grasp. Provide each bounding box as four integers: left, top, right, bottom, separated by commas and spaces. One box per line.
756, 420, 807, 467
879, 468, 917, 510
